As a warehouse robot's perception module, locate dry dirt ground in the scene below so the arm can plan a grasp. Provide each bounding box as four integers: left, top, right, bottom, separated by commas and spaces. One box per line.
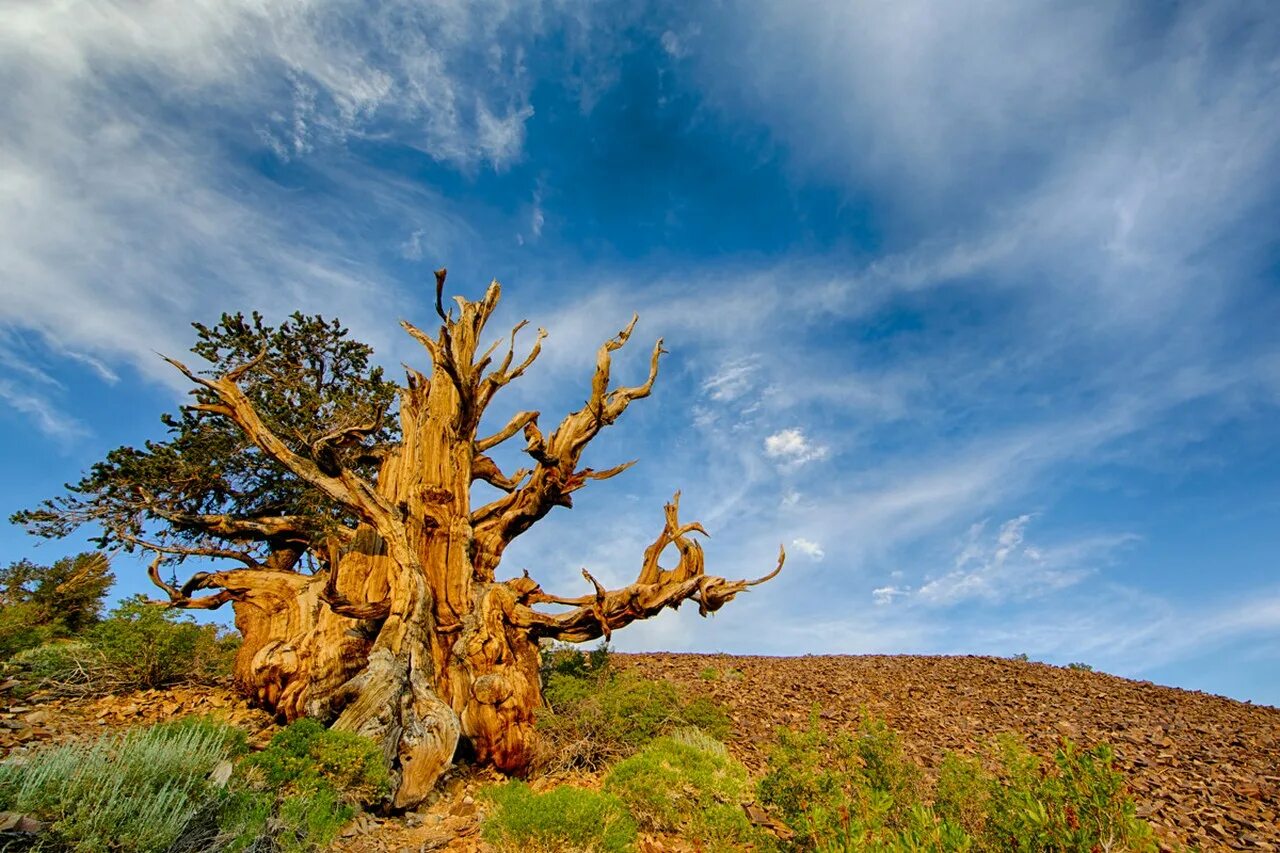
2, 654, 1277, 852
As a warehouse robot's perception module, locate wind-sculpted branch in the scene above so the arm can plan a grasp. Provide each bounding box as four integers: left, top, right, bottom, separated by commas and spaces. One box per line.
505, 494, 784, 643
163, 356, 395, 533
470, 316, 666, 550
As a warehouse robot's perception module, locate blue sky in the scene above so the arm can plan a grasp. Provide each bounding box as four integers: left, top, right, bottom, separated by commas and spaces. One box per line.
2, 1, 1279, 705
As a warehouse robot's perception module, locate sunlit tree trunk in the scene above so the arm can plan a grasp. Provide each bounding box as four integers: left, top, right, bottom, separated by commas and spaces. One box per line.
161, 272, 783, 806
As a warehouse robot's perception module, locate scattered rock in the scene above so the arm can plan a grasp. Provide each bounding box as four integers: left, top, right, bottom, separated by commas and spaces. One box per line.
0, 812, 44, 833
615, 653, 1280, 853
2, 657, 1276, 852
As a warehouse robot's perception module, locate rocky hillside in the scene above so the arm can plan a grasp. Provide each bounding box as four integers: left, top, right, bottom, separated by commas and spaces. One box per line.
3, 654, 1276, 851
619, 654, 1280, 852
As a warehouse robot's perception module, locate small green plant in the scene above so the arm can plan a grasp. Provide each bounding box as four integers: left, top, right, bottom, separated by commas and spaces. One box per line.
219, 718, 390, 852
605, 728, 773, 851
758, 711, 926, 849
0, 716, 244, 853
1010, 652, 1030, 662
540, 641, 612, 682
758, 714, 1156, 852
700, 665, 721, 681
1066, 662, 1093, 672
480, 780, 637, 852
538, 668, 731, 771
980, 735, 1155, 852
6, 596, 238, 696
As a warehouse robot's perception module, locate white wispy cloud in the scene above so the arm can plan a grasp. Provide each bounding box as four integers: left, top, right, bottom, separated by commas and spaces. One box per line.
0, 0, 593, 398
0, 378, 88, 444
912, 515, 1134, 607
763, 428, 828, 467
791, 537, 824, 561
871, 585, 909, 606
703, 356, 760, 402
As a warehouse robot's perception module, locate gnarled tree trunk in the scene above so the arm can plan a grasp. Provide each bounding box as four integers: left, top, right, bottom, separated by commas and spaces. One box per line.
161, 272, 782, 806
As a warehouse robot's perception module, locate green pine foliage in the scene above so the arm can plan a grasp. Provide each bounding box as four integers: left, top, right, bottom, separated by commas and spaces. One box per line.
0, 553, 113, 658
12, 312, 398, 566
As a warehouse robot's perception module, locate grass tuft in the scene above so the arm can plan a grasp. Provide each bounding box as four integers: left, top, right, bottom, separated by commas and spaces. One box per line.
480, 780, 637, 852
605, 728, 773, 851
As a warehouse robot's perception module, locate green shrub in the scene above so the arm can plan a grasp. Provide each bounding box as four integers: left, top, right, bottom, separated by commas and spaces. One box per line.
605, 728, 773, 851
933, 752, 990, 838
91, 596, 239, 690
5, 639, 98, 697
541, 641, 612, 682
758, 715, 1157, 852
700, 665, 745, 682
758, 712, 927, 850
0, 717, 243, 853
0, 603, 63, 663
219, 718, 390, 852
538, 669, 731, 771
0, 716, 385, 853
480, 780, 636, 852
1066, 662, 1093, 672
0, 553, 113, 658
979, 736, 1156, 852
6, 596, 238, 696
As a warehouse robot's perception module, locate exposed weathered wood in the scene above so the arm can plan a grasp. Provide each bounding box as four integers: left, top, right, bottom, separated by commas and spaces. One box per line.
149, 270, 780, 807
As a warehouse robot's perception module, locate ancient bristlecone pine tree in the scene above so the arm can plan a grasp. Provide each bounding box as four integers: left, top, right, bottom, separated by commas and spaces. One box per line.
16, 272, 782, 806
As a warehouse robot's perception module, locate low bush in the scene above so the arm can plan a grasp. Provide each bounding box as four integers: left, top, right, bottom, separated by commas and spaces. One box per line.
605, 728, 773, 851
0, 717, 245, 853
540, 641, 613, 681
0, 601, 61, 661
218, 718, 390, 853
758, 714, 1157, 852
977, 735, 1155, 852
91, 596, 240, 690
758, 712, 925, 849
6, 596, 238, 696
537, 668, 731, 771
480, 780, 637, 853
0, 715, 384, 853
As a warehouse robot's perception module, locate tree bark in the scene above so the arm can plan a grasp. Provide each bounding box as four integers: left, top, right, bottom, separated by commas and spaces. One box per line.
159, 273, 782, 807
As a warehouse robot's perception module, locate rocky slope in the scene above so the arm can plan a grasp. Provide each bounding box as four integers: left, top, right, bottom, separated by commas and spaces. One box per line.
618, 653, 1280, 852
2, 654, 1276, 851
